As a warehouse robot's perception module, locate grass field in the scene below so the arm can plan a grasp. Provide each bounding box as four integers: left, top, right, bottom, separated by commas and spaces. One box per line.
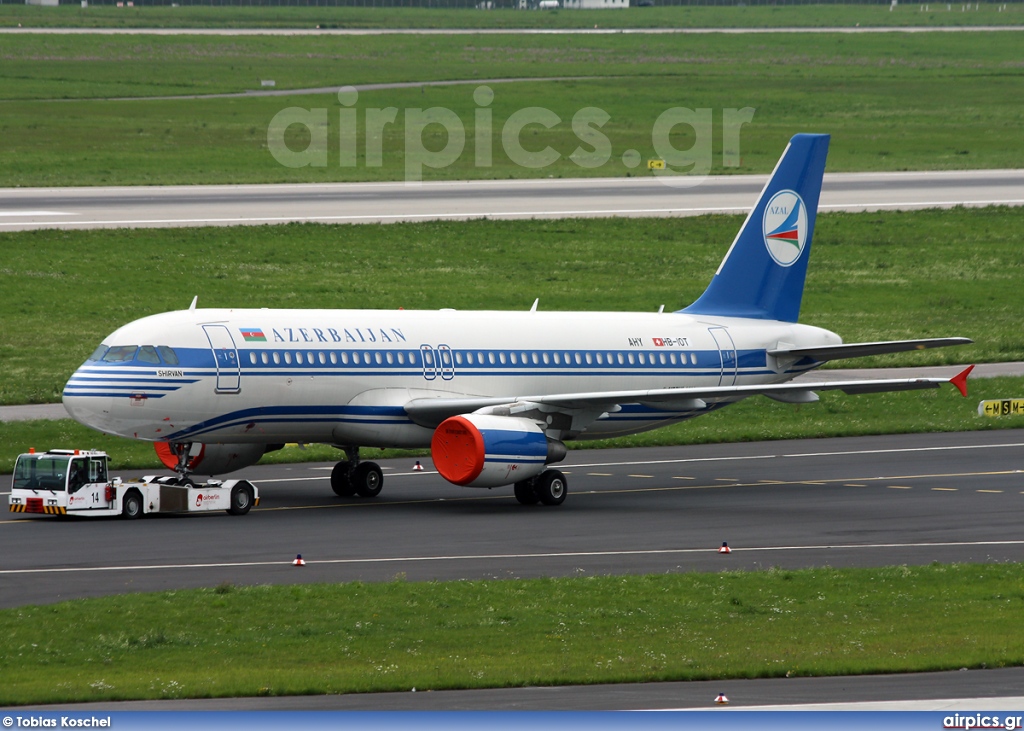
2, 563, 1023, 704
3, 207, 1020, 407
1, 3, 1022, 29
0, 31, 1021, 185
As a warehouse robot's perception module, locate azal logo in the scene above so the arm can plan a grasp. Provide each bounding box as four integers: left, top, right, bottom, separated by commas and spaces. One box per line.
762, 190, 808, 267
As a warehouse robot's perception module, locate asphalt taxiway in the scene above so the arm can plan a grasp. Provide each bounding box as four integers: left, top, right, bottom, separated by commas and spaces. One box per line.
3, 429, 1023, 610
1, 169, 1022, 231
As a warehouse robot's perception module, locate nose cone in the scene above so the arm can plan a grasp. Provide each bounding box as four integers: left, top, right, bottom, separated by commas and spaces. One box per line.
63, 368, 118, 435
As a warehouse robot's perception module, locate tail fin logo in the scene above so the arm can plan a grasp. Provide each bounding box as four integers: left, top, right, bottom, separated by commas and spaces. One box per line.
762, 190, 808, 267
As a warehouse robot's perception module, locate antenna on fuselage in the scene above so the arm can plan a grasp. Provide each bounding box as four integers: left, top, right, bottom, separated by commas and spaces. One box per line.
658, 305, 665, 314
188, 296, 198, 311
530, 298, 539, 312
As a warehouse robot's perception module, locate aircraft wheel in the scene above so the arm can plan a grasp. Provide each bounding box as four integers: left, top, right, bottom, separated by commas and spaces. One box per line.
514, 479, 540, 505
227, 484, 253, 516
121, 489, 144, 520
536, 470, 567, 506
331, 461, 355, 497
352, 462, 384, 498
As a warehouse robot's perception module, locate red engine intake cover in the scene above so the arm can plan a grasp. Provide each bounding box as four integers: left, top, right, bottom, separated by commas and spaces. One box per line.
431, 415, 486, 486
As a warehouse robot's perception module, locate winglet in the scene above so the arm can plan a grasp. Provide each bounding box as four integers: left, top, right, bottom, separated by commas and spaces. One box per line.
950, 365, 975, 398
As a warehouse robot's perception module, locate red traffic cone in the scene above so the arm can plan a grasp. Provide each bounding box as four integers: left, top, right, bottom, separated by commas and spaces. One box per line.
715, 692, 729, 705
718, 542, 731, 554
413, 461, 424, 471
292, 554, 306, 566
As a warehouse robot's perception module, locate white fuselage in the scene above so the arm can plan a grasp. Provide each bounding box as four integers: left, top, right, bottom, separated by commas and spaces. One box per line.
63, 307, 840, 448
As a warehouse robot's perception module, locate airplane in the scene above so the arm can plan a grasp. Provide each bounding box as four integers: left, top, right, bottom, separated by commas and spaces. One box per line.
62, 133, 974, 508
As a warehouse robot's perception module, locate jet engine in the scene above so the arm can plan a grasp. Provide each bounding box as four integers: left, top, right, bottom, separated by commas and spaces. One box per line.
431, 414, 566, 488
154, 442, 282, 476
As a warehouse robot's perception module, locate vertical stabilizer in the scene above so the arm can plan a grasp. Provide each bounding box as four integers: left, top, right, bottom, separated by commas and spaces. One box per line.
681, 133, 830, 322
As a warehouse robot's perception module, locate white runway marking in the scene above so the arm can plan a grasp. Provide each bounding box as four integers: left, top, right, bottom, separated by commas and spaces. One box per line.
249, 440, 1024, 483
568, 440, 1024, 469
0, 211, 73, 217
2, 539, 1024, 576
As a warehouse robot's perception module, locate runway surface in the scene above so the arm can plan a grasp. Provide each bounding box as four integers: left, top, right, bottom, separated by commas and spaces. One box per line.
3, 429, 1024, 610
2, 169, 1022, 231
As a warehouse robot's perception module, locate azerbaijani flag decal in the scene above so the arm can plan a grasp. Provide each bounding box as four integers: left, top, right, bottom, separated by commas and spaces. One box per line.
240, 328, 267, 342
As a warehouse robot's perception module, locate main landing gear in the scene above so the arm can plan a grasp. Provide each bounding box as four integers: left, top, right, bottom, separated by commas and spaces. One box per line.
513, 469, 568, 507
331, 446, 383, 498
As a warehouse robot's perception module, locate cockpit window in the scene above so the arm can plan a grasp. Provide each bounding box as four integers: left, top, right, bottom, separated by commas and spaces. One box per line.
138, 346, 161, 364
87, 345, 109, 362
157, 346, 180, 366
102, 346, 138, 363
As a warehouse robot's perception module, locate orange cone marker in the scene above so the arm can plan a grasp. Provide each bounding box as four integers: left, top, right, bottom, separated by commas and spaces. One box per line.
292, 554, 306, 566
719, 542, 731, 554
715, 692, 729, 705
413, 461, 424, 471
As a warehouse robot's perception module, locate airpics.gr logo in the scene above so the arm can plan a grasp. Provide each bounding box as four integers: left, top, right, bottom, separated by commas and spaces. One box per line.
762, 190, 808, 267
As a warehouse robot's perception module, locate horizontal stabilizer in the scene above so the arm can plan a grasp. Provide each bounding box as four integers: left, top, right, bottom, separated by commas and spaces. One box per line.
768, 337, 973, 363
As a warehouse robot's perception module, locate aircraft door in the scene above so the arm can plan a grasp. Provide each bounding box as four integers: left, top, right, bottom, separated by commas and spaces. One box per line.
708, 326, 738, 387
420, 344, 437, 381
202, 324, 241, 393
437, 345, 455, 381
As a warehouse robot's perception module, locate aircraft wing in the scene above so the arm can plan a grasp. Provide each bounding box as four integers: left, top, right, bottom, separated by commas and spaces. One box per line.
768, 337, 973, 362
403, 365, 975, 428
